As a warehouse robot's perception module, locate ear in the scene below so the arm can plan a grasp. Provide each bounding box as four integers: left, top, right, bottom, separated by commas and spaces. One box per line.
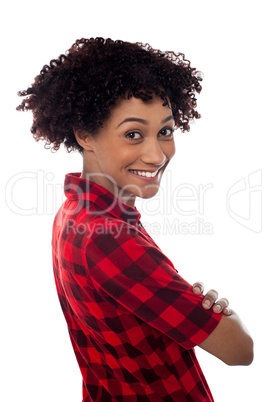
73, 128, 95, 152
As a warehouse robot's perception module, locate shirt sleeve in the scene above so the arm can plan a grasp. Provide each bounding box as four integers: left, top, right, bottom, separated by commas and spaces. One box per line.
83, 218, 223, 350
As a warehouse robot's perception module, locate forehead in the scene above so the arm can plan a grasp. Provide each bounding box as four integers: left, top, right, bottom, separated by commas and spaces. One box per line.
106, 96, 173, 126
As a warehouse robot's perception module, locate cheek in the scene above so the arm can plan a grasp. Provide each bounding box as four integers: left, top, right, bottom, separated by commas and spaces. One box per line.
171, 144, 176, 158
117, 147, 138, 164
164, 141, 176, 159
98, 146, 120, 166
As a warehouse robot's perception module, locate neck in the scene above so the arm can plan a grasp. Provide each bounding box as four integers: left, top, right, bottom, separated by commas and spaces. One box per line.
80, 170, 136, 208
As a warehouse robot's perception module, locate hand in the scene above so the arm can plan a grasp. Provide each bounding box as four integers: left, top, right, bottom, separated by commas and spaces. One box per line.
192, 281, 231, 316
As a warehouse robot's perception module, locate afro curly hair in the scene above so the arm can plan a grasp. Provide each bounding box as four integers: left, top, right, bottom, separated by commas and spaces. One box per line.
17, 37, 203, 154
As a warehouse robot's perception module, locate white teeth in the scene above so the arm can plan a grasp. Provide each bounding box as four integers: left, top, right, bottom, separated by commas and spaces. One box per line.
130, 169, 158, 178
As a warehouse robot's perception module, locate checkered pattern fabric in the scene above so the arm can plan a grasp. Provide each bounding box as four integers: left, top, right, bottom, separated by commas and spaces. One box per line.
51, 172, 222, 401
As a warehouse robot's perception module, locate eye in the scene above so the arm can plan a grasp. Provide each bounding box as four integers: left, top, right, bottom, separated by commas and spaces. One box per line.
159, 127, 174, 138
125, 131, 142, 141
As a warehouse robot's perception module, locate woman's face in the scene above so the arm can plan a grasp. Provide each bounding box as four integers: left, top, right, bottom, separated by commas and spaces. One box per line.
77, 95, 176, 207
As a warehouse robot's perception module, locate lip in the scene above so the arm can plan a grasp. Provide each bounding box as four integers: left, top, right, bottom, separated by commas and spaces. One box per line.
129, 169, 159, 173
128, 167, 163, 181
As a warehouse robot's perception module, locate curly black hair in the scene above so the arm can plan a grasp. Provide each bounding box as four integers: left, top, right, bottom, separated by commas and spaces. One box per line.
17, 37, 203, 154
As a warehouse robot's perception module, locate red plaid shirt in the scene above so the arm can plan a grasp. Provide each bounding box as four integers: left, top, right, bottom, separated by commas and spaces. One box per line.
51, 172, 222, 401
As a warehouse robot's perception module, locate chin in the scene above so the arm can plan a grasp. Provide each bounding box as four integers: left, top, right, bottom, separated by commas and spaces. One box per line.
136, 188, 160, 199
120, 182, 160, 200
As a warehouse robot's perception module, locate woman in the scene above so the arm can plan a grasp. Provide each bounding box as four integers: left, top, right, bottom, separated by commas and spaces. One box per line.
17, 38, 253, 401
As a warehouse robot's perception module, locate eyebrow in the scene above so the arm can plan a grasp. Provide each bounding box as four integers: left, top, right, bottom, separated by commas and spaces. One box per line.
117, 115, 174, 128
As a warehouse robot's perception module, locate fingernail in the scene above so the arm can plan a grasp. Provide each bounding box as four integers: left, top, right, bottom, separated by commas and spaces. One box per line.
214, 305, 221, 313
203, 300, 211, 309
194, 286, 201, 294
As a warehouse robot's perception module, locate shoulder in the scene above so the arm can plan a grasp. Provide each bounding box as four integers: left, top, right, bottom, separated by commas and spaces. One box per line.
84, 217, 178, 276
85, 217, 146, 244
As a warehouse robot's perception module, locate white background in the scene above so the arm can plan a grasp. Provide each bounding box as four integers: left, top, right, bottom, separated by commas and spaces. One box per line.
1, 0, 266, 401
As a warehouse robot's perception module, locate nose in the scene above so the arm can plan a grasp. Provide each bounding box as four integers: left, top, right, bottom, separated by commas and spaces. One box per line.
140, 138, 167, 167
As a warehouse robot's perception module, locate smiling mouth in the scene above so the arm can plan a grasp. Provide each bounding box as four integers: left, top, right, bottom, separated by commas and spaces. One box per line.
128, 166, 164, 179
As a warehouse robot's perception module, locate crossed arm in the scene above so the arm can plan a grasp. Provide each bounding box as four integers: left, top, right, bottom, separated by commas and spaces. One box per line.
193, 282, 254, 366
83, 220, 254, 368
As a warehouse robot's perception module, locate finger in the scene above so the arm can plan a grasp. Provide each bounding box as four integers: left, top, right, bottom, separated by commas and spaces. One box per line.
202, 289, 219, 309
192, 282, 204, 295
212, 298, 229, 313
223, 307, 232, 316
